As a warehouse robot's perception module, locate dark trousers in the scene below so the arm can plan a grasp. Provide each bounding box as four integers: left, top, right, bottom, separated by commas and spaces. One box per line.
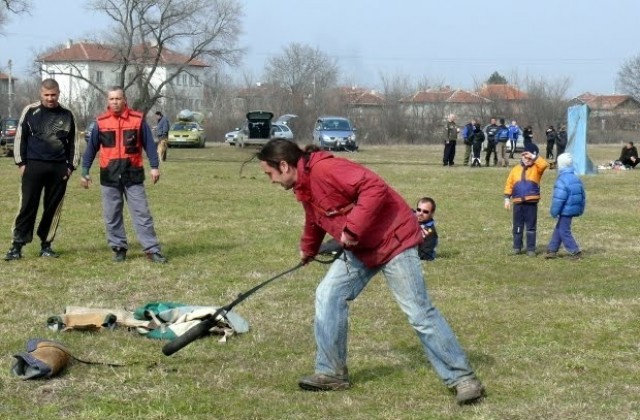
471, 141, 483, 166
485, 141, 497, 166
443, 140, 456, 165
12, 160, 69, 246
546, 140, 555, 159
547, 216, 579, 254
512, 202, 538, 252
620, 157, 639, 168
556, 143, 566, 158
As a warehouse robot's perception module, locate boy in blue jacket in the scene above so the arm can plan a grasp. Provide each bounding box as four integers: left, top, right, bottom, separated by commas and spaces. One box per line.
545, 153, 586, 260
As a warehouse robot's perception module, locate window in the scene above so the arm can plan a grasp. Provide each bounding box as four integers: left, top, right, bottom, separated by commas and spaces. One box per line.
96, 71, 104, 84
182, 74, 188, 86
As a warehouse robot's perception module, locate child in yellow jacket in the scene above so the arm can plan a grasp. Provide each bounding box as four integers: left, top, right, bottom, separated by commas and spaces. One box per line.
503, 143, 549, 256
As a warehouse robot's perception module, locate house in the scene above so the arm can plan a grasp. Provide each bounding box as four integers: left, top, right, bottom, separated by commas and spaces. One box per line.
0, 72, 17, 96
398, 87, 490, 123
37, 40, 208, 116
0, 72, 18, 117
571, 93, 640, 130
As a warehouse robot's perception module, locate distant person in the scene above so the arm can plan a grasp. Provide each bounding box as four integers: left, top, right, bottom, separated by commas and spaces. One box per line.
470, 122, 485, 167
416, 197, 438, 261
545, 125, 557, 160
155, 111, 170, 162
522, 125, 533, 147
494, 118, 510, 167
503, 143, 550, 257
81, 86, 167, 264
484, 117, 499, 167
618, 141, 639, 168
443, 114, 458, 166
256, 139, 484, 404
5, 78, 79, 261
555, 124, 568, 158
507, 120, 521, 159
461, 119, 476, 166
545, 153, 585, 260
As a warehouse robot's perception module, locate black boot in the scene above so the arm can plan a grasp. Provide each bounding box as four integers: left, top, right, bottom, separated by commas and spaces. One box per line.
5, 243, 23, 261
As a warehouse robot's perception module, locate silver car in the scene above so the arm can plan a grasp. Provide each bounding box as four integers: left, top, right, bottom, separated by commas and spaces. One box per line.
312, 116, 358, 151
271, 123, 294, 141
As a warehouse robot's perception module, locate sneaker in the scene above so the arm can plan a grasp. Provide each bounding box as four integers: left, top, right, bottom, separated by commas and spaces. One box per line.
112, 247, 127, 262
569, 251, 582, 260
39, 244, 59, 258
526, 251, 536, 257
544, 251, 558, 259
510, 249, 522, 256
4, 245, 22, 261
147, 252, 168, 264
299, 373, 351, 391
455, 377, 485, 405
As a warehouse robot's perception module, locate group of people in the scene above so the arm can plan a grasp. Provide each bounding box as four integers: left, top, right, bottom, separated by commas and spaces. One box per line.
7, 80, 591, 406
444, 114, 568, 168
5, 79, 167, 264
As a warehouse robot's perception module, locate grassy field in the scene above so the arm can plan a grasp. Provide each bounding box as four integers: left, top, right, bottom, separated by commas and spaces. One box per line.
0, 142, 638, 419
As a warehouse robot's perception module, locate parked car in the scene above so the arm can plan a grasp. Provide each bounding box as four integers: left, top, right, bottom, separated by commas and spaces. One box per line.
271, 123, 294, 141
168, 121, 206, 148
0, 117, 19, 157
235, 112, 297, 147
312, 116, 358, 151
83, 120, 96, 143
225, 128, 241, 146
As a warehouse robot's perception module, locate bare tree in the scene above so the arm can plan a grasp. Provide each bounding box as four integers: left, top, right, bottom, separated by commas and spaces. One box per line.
39, 0, 243, 115
264, 42, 339, 128
617, 55, 640, 101
0, 0, 30, 31
521, 76, 570, 133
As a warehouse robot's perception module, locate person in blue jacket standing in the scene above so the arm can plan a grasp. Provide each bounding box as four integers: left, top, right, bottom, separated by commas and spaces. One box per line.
545, 153, 586, 260
507, 120, 521, 159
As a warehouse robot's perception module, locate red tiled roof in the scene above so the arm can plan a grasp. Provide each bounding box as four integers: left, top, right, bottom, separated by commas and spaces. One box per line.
38, 42, 207, 67
351, 91, 384, 106
477, 84, 527, 100
584, 95, 637, 110
574, 92, 596, 102
0, 72, 18, 80
399, 87, 454, 103
446, 89, 489, 104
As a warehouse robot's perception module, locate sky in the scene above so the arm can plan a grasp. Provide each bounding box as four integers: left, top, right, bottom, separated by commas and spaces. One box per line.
2, 0, 640, 97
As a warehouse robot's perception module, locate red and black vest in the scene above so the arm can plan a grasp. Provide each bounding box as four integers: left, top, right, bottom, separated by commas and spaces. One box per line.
95, 107, 146, 186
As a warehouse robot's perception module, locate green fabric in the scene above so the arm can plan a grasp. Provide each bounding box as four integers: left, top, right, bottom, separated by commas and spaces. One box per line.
133, 302, 187, 320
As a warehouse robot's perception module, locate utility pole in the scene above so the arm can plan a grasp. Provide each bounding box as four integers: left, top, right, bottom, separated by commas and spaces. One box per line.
7, 59, 14, 118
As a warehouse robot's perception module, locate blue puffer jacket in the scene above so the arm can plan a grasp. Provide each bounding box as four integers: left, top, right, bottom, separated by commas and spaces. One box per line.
550, 168, 586, 217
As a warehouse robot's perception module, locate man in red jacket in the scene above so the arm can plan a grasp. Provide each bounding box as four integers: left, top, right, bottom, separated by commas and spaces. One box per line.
257, 139, 484, 404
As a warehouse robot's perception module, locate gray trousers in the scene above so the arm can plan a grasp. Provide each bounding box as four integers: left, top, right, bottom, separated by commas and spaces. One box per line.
101, 183, 161, 253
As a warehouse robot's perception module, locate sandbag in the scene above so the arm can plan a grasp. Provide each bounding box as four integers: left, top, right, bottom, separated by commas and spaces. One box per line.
12, 339, 71, 380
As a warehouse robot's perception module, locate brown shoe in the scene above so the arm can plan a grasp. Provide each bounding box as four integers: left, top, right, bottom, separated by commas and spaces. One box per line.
298, 373, 350, 391
544, 251, 558, 259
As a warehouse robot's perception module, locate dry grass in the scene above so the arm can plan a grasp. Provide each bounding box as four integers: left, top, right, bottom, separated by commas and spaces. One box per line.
0, 142, 638, 419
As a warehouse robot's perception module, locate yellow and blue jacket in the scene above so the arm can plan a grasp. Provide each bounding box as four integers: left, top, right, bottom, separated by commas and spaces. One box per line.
504, 157, 549, 203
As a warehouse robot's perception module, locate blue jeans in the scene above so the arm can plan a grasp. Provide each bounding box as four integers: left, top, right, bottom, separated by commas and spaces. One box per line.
547, 216, 579, 254
313, 246, 475, 386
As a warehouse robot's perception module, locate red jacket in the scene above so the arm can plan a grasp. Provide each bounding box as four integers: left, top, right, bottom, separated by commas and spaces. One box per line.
294, 152, 422, 268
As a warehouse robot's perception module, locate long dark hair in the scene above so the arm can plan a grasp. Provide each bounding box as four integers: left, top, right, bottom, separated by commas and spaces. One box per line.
256, 139, 319, 172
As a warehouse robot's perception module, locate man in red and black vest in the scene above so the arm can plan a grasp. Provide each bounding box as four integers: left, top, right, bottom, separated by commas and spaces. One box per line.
80, 86, 167, 263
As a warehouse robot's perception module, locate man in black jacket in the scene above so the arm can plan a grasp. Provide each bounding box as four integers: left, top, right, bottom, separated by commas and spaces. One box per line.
484, 118, 499, 167
619, 141, 639, 168
5, 79, 79, 261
